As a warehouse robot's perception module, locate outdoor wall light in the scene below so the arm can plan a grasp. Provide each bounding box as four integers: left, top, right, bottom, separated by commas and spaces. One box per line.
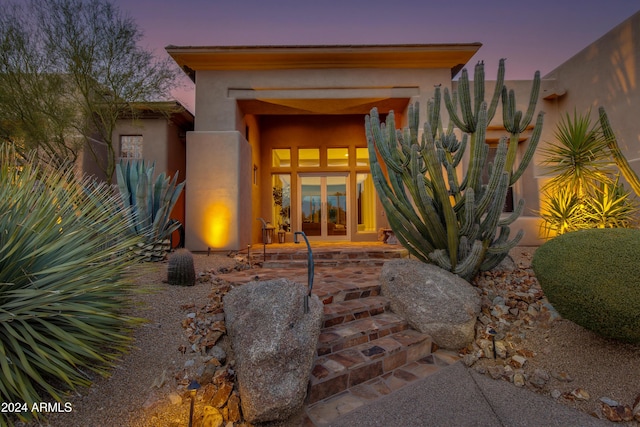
187, 379, 201, 427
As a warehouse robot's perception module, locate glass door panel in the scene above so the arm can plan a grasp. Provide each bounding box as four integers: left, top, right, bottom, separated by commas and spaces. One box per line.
301, 176, 322, 236
299, 174, 348, 239
326, 176, 347, 236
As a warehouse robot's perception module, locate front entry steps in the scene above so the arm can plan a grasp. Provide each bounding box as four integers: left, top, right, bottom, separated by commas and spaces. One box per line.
246, 242, 408, 268
217, 252, 460, 426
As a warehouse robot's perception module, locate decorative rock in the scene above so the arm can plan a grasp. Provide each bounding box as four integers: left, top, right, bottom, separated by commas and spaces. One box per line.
207, 345, 227, 365
600, 401, 634, 422
200, 405, 224, 427
487, 365, 505, 380
211, 375, 233, 408
570, 388, 591, 401
550, 371, 573, 382
529, 369, 550, 388
224, 278, 323, 424
513, 372, 525, 387
509, 354, 527, 369
168, 392, 182, 405
380, 259, 480, 349
633, 394, 640, 421
226, 392, 241, 423
599, 397, 620, 407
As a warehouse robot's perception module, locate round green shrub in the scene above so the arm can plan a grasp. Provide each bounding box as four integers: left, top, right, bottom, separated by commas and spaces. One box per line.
532, 228, 640, 343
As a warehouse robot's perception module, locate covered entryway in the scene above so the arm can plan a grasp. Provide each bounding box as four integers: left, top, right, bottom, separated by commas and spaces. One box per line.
166, 44, 481, 250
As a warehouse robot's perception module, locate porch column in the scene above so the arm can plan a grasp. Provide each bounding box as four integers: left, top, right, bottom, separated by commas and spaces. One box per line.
185, 131, 252, 251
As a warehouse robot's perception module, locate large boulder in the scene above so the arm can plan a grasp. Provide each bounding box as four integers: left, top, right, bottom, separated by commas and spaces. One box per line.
224, 278, 323, 424
380, 259, 480, 350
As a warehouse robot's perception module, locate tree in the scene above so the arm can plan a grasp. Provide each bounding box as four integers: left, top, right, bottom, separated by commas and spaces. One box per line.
0, 3, 84, 169
0, 0, 180, 180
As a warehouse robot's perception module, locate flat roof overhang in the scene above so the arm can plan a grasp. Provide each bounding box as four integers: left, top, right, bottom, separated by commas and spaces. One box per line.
166, 43, 482, 80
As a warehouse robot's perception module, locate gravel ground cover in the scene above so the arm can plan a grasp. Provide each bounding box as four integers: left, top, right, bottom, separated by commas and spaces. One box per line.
17, 248, 640, 427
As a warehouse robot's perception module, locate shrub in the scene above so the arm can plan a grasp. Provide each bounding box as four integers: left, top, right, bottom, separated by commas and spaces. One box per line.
0, 144, 144, 426
532, 228, 640, 343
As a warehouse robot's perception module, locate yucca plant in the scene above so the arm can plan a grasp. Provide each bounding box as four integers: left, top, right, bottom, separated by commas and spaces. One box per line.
539, 109, 639, 237
539, 186, 588, 237
0, 143, 145, 426
583, 178, 637, 229
540, 109, 612, 195
115, 159, 184, 261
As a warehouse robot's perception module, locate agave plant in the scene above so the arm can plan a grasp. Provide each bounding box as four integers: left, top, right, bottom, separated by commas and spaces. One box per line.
115, 159, 184, 261
0, 143, 144, 426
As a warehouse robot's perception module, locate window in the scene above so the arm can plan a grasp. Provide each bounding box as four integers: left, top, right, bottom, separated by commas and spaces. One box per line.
327, 148, 349, 167
120, 135, 143, 159
356, 147, 370, 167
272, 174, 291, 231
356, 173, 376, 232
298, 148, 319, 167
272, 149, 291, 167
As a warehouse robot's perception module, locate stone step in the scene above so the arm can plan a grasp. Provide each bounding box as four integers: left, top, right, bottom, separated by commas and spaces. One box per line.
322, 295, 390, 329
317, 312, 408, 357
248, 246, 408, 269
308, 329, 433, 404
262, 258, 389, 269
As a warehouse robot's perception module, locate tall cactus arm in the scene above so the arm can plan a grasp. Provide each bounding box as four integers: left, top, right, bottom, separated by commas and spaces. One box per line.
444, 88, 471, 133
510, 111, 544, 184
476, 137, 508, 215
422, 133, 459, 268
474, 61, 485, 121
453, 240, 485, 280
479, 172, 510, 242
462, 103, 489, 193
486, 59, 506, 122
520, 71, 541, 131
498, 198, 525, 227
457, 68, 476, 131
599, 106, 640, 196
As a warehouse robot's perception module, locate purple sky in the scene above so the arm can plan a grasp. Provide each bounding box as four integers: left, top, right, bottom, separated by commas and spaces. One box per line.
111, 0, 640, 112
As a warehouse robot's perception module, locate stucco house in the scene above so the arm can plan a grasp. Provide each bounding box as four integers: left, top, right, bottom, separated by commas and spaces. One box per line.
164, 10, 639, 252
83, 101, 193, 240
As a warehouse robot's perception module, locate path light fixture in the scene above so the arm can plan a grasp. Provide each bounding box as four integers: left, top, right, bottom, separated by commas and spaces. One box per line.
187, 379, 201, 427
486, 326, 497, 359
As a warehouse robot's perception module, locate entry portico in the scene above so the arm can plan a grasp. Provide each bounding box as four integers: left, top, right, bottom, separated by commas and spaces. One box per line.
167, 44, 481, 251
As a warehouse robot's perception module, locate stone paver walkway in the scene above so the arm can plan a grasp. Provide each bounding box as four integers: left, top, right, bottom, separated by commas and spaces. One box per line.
219, 260, 460, 426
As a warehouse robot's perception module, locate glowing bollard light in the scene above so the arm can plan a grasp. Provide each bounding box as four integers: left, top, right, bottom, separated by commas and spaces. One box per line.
187, 379, 201, 427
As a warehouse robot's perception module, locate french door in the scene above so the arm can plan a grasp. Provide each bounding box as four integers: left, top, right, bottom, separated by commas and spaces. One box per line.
299, 174, 348, 240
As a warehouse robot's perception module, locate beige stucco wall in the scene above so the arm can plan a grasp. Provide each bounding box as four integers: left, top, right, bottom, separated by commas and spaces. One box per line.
542, 10, 640, 170
185, 131, 252, 251
193, 68, 453, 132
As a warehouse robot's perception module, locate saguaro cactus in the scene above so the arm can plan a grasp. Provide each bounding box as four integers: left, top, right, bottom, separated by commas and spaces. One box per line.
365, 60, 543, 280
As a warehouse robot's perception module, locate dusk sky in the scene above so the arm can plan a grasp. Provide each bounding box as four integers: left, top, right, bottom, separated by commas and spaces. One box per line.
111, 0, 640, 111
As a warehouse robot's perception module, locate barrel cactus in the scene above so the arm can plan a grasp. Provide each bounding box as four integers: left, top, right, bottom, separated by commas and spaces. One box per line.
365, 60, 543, 280
167, 249, 196, 286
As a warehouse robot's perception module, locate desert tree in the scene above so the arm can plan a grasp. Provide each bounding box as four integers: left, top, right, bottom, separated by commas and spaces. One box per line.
0, 2, 83, 169
0, 0, 180, 180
